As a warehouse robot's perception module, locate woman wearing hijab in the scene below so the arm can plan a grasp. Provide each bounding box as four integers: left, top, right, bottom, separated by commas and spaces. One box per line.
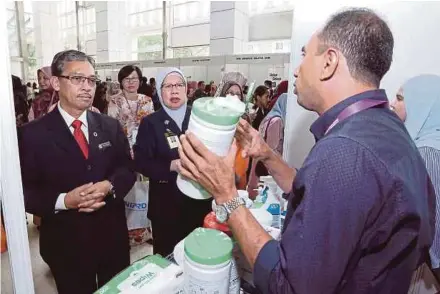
134, 67, 211, 256
267, 80, 288, 111
391, 74, 440, 292
247, 93, 289, 198
218, 81, 243, 99
216, 80, 251, 190
28, 66, 59, 121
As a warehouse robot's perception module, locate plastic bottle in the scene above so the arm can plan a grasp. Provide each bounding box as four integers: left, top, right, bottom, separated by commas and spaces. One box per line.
184, 228, 233, 294
260, 176, 281, 229
177, 96, 245, 200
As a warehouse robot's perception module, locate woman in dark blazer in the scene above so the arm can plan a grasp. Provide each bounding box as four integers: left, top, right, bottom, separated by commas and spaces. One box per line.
134, 68, 211, 257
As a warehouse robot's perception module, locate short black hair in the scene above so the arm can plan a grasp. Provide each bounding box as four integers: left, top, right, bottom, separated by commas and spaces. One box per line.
317, 8, 393, 87
51, 50, 95, 77
118, 65, 142, 89
264, 80, 272, 87
149, 77, 156, 85
198, 81, 205, 87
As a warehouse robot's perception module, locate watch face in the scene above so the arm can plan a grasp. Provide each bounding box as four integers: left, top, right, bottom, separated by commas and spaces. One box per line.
215, 205, 228, 223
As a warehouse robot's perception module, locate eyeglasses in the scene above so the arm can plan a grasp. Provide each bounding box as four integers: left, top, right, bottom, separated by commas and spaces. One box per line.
162, 83, 185, 91
122, 77, 140, 84
59, 75, 99, 87
226, 91, 242, 97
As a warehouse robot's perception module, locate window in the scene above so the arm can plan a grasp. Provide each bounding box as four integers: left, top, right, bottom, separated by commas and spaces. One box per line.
248, 0, 294, 15
135, 34, 163, 60
173, 46, 209, 58
173, 1, 209, 25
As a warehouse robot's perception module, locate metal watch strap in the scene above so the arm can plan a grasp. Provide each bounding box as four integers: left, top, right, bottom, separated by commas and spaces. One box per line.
224, 196, 245, 215
108, 182, 116, 199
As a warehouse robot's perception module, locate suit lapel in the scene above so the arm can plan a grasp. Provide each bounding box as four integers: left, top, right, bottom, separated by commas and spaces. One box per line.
87, 111, 104, 160
46, 107, 85, 160
182, 107, 191, 133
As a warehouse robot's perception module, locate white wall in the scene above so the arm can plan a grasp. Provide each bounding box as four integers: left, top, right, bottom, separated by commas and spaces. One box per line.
249, 11, 293, 41
171, 23, 210, 48
32, 1, 64, 67
284, 1, 440, 168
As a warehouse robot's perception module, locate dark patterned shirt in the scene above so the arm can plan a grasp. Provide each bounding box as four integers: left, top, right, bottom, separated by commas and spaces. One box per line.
253, 90, 435, 294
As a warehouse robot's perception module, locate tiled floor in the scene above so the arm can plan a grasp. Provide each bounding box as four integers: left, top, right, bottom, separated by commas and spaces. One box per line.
1, 216, 153, 294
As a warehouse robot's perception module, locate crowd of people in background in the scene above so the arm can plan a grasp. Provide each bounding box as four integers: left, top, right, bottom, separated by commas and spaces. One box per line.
6, 7, 440, 294
10, 60, 289, 244
13, 66, 288, 135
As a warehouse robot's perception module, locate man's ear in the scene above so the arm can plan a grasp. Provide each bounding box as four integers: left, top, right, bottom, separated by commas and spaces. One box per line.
320, 48, 339, 81
50, 76, 60, 91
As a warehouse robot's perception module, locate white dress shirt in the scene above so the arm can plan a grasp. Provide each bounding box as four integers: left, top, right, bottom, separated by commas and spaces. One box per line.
55, 102, 89, 211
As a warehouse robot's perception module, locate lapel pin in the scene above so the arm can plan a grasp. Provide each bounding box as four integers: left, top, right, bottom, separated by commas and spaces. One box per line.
93, 132, 98, 137
165, 120, 169, 125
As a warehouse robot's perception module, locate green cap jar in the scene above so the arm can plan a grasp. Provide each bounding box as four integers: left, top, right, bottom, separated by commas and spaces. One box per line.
184, 228, 233, 266
192, 97, 245, 126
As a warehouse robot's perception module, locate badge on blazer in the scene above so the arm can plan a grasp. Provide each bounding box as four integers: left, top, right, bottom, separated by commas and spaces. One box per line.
164, 129, 180, 149
98, 141, 112, 150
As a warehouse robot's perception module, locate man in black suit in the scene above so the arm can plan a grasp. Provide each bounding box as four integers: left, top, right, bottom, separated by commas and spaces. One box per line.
18, 50, 136, 294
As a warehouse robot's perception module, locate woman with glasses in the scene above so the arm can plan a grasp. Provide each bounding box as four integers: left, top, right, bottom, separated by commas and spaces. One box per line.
108, 65, 154, 147
134, 67, 211, 257
108, 65, 154, 247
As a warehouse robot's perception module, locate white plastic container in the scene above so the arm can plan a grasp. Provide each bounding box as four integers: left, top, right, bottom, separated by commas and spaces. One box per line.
250, 208, 273, 227
177, 97, 245, 200
184, 228, 233, 294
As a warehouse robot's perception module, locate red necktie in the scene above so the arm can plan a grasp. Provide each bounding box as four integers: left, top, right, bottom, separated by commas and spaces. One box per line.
72, 120, 89, 159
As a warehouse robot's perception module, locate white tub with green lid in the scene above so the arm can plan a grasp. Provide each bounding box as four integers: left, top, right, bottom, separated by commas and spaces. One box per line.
177, 96, 245, 199
184, 228, 233, 294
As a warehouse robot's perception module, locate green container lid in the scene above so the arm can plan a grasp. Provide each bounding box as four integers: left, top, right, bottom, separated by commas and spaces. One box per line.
192, 97, 245, 126
184, 228, 233, 266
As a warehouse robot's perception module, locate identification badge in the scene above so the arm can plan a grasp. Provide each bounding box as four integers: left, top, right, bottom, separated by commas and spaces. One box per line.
165, 129, 180, 149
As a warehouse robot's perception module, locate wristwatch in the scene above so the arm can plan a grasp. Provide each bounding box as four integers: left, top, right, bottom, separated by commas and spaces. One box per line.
215, 196, 246, 223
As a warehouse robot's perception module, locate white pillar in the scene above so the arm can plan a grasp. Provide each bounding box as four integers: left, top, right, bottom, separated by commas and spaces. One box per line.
0, 2, 35, 294
95, 1, 128, 62
33, 1, 63, 67
210, 1, 249, 55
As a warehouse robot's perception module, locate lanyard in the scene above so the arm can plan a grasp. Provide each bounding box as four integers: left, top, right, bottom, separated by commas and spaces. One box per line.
325, 99, 388, 135
124, 94, 141, 119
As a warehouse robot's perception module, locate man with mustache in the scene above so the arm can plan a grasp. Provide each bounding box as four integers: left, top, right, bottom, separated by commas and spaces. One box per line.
18, 50, 136, 294
178, 8, 435, 294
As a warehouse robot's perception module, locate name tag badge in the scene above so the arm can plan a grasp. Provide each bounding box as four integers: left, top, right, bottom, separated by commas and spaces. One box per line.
167, 135, 180, 149
98, 141, 112, 150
